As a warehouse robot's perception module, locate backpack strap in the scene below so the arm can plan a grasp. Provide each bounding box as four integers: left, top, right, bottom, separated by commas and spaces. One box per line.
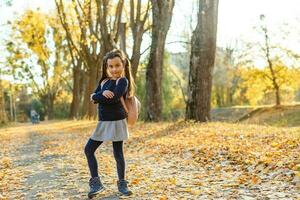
100, 78, 109, 89
116, 77, 123, 85
116, 77, 129, 97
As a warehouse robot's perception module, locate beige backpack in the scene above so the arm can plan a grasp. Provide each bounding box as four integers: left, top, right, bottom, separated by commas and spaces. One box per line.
101, 78, 141, 125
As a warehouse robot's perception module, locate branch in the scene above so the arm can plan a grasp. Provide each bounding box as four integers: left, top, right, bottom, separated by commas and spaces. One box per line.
55, 0, 86, 64
112, 0, 124, 43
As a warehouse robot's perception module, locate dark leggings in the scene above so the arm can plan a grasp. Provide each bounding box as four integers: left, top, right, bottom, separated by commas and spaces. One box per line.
84, 138, 125, 180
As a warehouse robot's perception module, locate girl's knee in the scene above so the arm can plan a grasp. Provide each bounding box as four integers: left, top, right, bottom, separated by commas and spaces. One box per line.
84, 144, 93, 157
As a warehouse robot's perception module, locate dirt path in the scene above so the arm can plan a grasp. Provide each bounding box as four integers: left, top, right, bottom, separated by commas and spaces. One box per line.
1, 121, 299, 199
3, 130, 124, 200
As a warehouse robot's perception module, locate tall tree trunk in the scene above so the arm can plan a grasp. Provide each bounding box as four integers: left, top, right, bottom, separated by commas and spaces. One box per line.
186, 0, 219, 122
0, 81, 7, 124
70, 59, 82, 119
80, 68, 89, 117
48, 93, 55, 120
86, 60, 98, 118
130, 35, 142, 80
129, 0, 151, 80
216, 86, 222, 107
145, 0, 175, 121
119, 22, 127, 53
266, 50, 281, 106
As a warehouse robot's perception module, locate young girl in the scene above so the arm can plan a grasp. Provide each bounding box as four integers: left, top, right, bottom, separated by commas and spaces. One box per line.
84, 49, 135, 198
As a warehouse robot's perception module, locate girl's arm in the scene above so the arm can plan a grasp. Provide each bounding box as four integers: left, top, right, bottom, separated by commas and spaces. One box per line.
91, 84, 101, 104
93, 84, 101, 94
92, 77, 128, 104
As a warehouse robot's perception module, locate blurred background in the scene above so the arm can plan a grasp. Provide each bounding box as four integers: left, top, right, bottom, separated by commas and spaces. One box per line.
0, 0, 299, 126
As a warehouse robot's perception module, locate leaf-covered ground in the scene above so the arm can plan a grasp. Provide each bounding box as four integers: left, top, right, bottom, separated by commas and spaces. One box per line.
0, 120, 299, 199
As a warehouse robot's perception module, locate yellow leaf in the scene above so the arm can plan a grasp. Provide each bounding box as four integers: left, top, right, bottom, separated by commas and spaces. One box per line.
271, 142, 279, 147
131, 178, 140, 185
168, 177, 177, 185
159, 195, 168, 200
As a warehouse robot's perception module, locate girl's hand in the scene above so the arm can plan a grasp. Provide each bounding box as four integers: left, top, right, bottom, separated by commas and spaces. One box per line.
103, 90, 114, 98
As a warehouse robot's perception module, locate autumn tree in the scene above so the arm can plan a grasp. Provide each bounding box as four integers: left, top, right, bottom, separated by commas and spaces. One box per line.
239, 15, 300, 106
259, 14, 282, 105
212, 45, 243, 107
127, 0, 151, 79
240, 59, 300, 105
6, 10, 70, 120
56, 0, 126, 118
145, 0, 175, 121
186, 0, 219, 122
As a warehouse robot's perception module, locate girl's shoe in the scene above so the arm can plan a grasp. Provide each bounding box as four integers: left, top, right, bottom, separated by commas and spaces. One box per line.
88, 177, 104, 199
117, 179, 133, 196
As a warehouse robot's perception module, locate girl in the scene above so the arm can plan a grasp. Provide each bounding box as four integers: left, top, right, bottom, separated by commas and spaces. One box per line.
85, 49, 135, 198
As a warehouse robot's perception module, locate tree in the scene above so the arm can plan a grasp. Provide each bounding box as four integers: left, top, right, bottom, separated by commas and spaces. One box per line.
239, 15, 300, 106
145, 0, 175, 121
56, 0, 125, 118
259, 14, 281, 106
186, 0, 219, 122
0, 78, 8, 124
213, 45, 243, 107
240, 59, 300, 105
6, 10, 71, 120
128, 0, 151, 79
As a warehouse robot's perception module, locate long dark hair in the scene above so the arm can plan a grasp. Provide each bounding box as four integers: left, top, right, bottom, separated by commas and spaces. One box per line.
98, 49, 135, 98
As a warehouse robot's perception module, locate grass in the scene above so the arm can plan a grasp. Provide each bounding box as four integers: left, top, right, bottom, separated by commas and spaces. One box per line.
237, 104, 300, 127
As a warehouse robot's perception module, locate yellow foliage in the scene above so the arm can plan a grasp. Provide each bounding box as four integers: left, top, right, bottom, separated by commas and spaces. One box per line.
239, 62, 300, 105
16, 10, 50, 61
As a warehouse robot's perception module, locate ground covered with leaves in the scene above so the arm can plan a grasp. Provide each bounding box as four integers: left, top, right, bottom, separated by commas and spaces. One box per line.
0, 120, 299, 199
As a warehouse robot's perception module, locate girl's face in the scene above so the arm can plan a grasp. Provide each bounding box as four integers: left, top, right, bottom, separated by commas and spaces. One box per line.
106, 57, 125, 79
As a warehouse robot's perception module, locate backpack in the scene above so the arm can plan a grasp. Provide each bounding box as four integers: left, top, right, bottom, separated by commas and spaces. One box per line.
100, 77, 141, 126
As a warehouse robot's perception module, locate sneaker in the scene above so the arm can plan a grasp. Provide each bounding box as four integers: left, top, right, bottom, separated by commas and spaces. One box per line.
88, 177, 104, 199
117, 179, 133, 196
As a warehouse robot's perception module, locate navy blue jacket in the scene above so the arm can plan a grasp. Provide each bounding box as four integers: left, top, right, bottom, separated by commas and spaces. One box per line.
92, 77, 128, 121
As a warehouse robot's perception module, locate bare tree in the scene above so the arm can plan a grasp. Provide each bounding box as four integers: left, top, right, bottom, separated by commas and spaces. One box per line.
259, 14, 281, 106
129, 0, 151, 79
186, 0, 219, 122
145, 0, 175, 121
56, 0, 124, 118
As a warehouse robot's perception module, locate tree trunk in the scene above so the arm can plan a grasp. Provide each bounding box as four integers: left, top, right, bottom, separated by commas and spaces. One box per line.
70, 59, 82, 119
48, 93, 55, 120
119, 22, 127, 53
275, 84, 281, 106
0, 82, 7, 124
80, 68, 88, 117
216, 86, 221, 107
145, 0, 175, 121
186, 0, 219, 122
82, 63, 96, 119
131, 32, 143, 80
86, 60, 98, 118
129, 0, 151, 80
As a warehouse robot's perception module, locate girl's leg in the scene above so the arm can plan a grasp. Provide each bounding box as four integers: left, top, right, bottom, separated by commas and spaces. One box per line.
112, 141, 125, 180
84, 138, 103, 178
